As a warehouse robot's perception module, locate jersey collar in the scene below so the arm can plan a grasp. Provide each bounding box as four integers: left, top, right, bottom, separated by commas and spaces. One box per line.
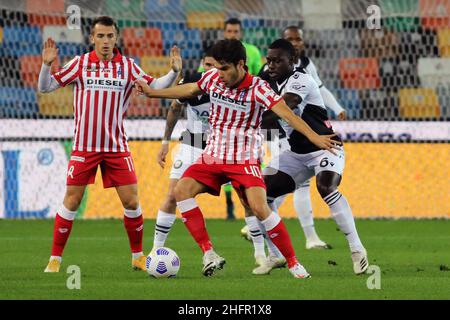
236, 67, 253, 90
88, 48, 122, 63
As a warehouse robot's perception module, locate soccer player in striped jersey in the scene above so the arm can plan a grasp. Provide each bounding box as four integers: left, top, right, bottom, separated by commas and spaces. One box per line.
136, 39, 341, 278
251, 39, 368, 275
152, 49, 216, 249
38, 16, 182, 273
242, 25, 347, 250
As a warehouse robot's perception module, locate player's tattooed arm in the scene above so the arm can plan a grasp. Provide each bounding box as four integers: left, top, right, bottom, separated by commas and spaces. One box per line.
135, 80, 202, 100
271, 100, 341, 154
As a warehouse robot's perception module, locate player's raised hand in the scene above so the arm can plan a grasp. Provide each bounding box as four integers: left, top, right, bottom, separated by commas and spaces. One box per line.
157, 143, 169, 168
310, 134, 342, 155
42, 37, 58, 66
170, 46, 182, 72
337, 111, 346, 120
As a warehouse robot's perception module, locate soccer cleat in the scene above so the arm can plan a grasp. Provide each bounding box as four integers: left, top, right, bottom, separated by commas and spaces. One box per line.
252, 255, 287, 275
306, 238, 332, 250
252, 255, 270, 275
132, 255, 147, 271
289, 263, 311, 279
202, 250, 226, 277
44, 258, 61, 273
240, 225, 251, 242
351, 249, 369, 275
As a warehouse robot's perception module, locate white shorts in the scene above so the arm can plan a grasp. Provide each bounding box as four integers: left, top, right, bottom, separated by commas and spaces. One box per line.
169, 143, 204, 180
265, 147, 345, 188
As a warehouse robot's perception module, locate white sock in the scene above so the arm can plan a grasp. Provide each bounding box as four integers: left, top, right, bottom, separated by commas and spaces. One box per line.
324, 191, 364, 252
293, 183, 320, 242
260, 213, 284, 259
153, 210, 176, 248
50, 255, 62, 262
132, 252, 144, 259
245, 216, 266, 258
273, 194, 287, 213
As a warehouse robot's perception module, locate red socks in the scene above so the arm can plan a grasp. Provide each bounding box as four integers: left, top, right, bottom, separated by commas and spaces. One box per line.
263, 213, 299, 268
51, 212, 74, 256
177, 199, 212, 253
123, 214, 144, 254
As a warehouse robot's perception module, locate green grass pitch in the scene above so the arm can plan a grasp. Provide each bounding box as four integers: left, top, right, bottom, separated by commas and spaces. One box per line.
0, 219, 449, 300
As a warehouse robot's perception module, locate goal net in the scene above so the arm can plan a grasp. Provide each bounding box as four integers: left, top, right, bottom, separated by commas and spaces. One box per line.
0, 0, 449, 219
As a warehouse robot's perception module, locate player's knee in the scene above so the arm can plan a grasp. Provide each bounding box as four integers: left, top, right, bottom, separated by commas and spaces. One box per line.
174, 184, 190, 202
63, 194, 82, 211
316, 183, 337, 199
122, 197, 139, 210
248, 201, 270, 218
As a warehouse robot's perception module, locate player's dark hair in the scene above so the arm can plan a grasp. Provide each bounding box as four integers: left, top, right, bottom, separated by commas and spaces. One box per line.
282, 25, 303, 37
91, 16, 119, 34
225, 17, 242, 28
204, 45, 214, 58
211, 39, 246, 65
269, 39, 296, 59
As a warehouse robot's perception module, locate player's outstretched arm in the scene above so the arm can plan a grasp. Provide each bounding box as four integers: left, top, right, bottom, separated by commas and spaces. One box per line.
135, 80, 202, 100
38, 38, 60, 93
271, 100, 341, 154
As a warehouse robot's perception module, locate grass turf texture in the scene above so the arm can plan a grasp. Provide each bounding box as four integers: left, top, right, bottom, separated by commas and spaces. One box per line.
0, 219, 449, 299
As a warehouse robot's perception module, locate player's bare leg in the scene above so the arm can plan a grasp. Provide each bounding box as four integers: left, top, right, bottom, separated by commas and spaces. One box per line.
152, 179, 178, 250
44, 185, 86, 272
116, 184, 146, 271
316, 171, 368, 274
244, 187, 310, 278
174, 178, 225, 276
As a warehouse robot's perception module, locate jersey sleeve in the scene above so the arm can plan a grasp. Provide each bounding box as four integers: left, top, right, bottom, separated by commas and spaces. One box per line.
285, 72, 314, 101
196, 69, 217, 94
307, 60, 323, 88
52, 56, 81, 87
130, 61, 154, 85
255, 80, 283, 110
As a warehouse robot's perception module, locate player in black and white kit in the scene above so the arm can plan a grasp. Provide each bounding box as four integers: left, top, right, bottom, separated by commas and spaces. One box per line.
242, 26, 347, 250
151, 52, 216, 249
249, 39, 368, 275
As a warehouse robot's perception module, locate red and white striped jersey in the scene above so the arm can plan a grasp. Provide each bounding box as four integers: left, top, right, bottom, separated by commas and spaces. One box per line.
197, 68, 282, 162
52, 48, 153, 152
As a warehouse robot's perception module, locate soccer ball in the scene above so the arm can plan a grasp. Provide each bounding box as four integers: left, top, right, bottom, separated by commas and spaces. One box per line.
146, 247, 180, 278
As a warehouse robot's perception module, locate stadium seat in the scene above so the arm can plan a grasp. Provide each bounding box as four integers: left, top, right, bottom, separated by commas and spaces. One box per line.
417, 57, 450, 87
201, 29, 222, 51
144, 0, 185, 21
359, 88, 400, 119
0, 25, 42, 57
399, 88, 441, 118
0, 86, 38, 118
435, 83, 450, 118
37, 86, 73, 117
122, 27, 163, 57
379, 58, 421, 88
183, 0, 224, 12
26, 0, 66, 27
225, 0, 265, 16
0, 56, 22, 88
127, 93, 162, 117
187, 12, 225, 29
147, 21, 187, 32
332, 88, 361, 119
360, 29, 399, 59
0, 27, 3, 44
302, 0, 342, 30
339, 58, 381, 89
140, 56, 171, 79
43, 26, 83, 44
104, 0, 147, 21
437, 28, 450, 57
397, 30, 439, 61
243, 27, 279, 56
379, 0, 420, 31
20, 55, 59, 89
162, 29, 202, 58
419, 0, 450, 30
304, 30, 361, 59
